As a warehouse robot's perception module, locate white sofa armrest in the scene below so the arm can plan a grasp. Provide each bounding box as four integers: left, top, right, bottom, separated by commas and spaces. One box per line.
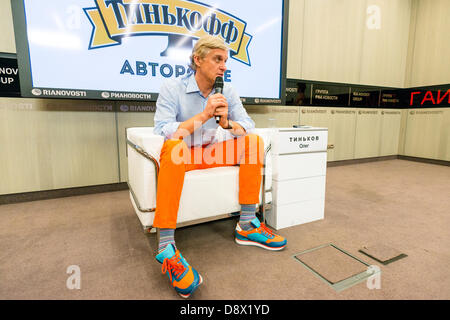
127, 127, 163, 211
127, 127, 164, 165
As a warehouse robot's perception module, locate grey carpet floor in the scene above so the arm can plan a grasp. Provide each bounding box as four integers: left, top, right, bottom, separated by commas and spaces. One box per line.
0, 159, 449, 300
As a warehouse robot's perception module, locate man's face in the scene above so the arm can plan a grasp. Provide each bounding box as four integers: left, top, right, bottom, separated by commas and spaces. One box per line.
195, 48, 228, 84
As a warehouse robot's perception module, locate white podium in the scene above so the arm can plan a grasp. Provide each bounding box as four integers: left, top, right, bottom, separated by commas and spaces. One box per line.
265, 127, 328, 230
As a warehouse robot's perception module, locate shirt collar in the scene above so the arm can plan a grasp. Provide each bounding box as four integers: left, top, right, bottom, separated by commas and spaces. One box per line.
186, 72, 200, 93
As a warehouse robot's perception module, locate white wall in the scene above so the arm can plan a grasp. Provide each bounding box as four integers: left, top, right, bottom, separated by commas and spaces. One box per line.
0, 0, 16, 53
287, 0, 412, 88
405, 0, 450, 87
286, 0, 450, 88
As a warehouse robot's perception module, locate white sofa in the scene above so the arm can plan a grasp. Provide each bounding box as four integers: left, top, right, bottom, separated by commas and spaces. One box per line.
126, 127, 274, 232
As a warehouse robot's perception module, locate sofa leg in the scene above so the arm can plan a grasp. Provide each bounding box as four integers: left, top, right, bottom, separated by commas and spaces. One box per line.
156, 228, 160, 251
143, 226, 156, 234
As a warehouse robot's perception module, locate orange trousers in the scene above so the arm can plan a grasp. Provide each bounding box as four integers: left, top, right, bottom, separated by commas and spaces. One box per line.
153, 134, 264, 229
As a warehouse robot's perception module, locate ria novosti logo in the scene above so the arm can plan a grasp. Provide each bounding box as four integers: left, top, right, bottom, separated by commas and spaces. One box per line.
101, 92, 110, 98
31, 88, 42, 96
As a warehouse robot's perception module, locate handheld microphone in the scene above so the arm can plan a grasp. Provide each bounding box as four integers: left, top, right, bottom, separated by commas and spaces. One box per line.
213, 76, 224, 123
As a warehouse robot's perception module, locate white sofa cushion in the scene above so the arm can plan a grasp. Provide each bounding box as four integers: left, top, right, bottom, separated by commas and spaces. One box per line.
127, 127, 273, 228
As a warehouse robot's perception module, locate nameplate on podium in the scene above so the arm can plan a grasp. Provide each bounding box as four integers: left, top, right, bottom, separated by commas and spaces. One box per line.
273, 128, 328, 154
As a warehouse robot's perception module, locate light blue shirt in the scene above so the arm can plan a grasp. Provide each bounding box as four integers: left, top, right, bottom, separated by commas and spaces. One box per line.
154, 72, 255, 147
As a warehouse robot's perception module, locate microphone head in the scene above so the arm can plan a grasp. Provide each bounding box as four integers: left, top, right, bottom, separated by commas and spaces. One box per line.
214, 76, 224, 92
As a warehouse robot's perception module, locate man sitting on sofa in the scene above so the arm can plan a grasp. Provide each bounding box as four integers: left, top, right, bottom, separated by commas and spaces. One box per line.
153, 35, 287, 298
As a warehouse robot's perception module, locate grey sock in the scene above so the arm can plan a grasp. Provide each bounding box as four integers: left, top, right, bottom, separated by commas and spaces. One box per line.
239, 204, 257, 231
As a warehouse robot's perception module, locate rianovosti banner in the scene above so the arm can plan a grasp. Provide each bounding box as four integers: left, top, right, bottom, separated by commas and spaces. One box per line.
12, 0, 286, 103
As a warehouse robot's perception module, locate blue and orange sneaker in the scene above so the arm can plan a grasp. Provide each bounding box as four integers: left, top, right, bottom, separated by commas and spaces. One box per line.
235, 218, 287, 251
156, 244, 203, 298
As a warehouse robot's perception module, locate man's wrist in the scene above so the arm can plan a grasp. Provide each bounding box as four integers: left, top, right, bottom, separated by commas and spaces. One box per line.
200, 111, 210, 123
224, 119, 233, 130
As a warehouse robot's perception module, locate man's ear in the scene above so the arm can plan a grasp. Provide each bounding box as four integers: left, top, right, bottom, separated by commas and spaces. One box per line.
193, 55, 202, 69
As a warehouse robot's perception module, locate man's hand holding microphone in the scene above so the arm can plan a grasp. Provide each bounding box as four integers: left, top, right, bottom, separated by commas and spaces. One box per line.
203, 76, 233, 130
198, 76, 245, 136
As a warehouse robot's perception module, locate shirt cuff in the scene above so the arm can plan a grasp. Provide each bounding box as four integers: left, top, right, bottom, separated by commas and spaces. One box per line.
231, 120, 252, 136
161, 122, 182, 139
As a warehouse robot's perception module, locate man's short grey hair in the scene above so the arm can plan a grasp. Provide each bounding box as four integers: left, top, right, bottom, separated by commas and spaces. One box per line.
190, 35, 228, 71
